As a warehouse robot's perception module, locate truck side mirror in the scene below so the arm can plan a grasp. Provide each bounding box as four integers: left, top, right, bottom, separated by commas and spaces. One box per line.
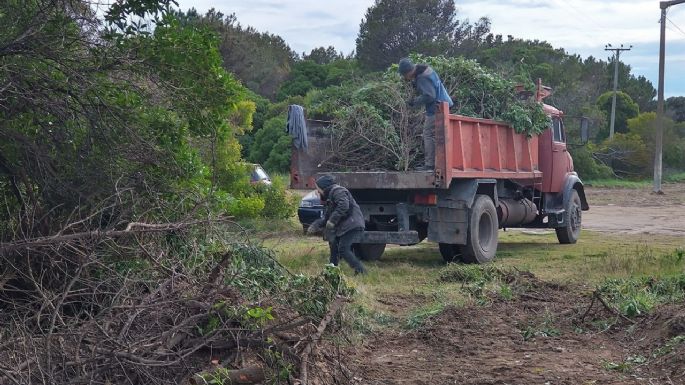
580, 117, 589, 144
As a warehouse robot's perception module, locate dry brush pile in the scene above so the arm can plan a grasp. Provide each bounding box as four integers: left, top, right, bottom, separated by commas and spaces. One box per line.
0, 215, 353, 385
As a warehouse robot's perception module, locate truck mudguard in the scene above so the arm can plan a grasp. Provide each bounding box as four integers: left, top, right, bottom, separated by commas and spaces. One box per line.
444, 179, 498, 208
562, 174, 589, 211
428, 179, 498, 245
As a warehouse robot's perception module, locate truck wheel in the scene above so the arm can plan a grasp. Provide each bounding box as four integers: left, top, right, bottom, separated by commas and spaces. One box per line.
556, 189, 581, 244
461, 195, 498, 264
438, 243, 461, 263
354, 243, 386, 261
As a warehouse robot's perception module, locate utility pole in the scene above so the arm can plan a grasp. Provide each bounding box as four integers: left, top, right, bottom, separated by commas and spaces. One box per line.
604, 44, 632, 139
654, 0, 685, 194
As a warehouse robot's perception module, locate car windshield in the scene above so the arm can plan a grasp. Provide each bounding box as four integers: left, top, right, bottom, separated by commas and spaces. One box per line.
253, 167, 269, 180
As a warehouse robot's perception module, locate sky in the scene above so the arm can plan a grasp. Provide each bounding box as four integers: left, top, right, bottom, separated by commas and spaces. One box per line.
177, 0, 685, 97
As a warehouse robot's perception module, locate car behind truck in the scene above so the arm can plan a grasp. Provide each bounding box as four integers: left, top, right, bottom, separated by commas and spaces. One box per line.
290, 81, 589, 263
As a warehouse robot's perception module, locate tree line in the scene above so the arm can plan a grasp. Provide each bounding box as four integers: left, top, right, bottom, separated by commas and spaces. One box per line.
177, 0, 685, 179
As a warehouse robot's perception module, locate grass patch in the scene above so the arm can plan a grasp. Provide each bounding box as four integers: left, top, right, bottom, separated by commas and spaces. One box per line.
520, 311, 560, 341
598, 272, 685, 317
405, 302, 445, 330
584, 179, 651, 188
653, 335, 685, 358
665, 171, 685, 183
438, 264, 514, 283
585, 172, 685, 188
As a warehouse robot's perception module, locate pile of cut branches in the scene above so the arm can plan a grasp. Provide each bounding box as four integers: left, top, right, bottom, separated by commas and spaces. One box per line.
307, 55, 550, 171
0, 216, 352, 385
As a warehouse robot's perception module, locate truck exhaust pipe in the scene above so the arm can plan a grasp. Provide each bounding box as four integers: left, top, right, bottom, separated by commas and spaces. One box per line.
498, 198, 537, 227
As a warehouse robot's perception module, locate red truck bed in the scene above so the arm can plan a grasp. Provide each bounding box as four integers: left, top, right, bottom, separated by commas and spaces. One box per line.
291, 103, 544, 190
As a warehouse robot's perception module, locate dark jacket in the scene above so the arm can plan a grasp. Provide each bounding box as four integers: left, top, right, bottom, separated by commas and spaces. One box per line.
322, 184, 365, 236
412, 64, 454, 116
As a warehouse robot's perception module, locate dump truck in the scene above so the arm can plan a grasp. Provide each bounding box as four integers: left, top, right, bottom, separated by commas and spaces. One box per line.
290, 81, 589, 263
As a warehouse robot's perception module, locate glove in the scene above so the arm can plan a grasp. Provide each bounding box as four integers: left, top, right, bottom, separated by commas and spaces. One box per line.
325, 220, 336, 230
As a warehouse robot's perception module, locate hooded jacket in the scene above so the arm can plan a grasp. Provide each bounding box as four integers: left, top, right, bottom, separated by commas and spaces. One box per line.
321, 184, 365, 237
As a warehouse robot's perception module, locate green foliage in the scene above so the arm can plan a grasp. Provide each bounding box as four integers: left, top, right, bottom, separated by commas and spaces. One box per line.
249, 117, 291, 173
405, 302, 445, 330
596, 91, 640, 138
227, 245, 353, 319
594, 133, 651, 177
356, 0, 458, 70
627, 112, 685, 170
304, 46, 344, 65
227, 195, 265, 219
257, 177, 297, 220
520, 311, 560, 341
653, 335, 685, 358
666, 96, 685, 122
306, 56, 551, 170
277, 59, 360, 100
438, 264, 514, 283
244, 306, 275, 326
407, 55, 551, 136
178, 9, 297, 99
569, 146, 614, 180
598, 274, 685, 318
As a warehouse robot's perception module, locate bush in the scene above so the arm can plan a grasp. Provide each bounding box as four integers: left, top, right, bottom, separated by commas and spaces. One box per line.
227, 195, 265, 219
257, 177, 297, 219
248, 117, 292, 173
594, 133, 651, 178
569, 145, 613, 180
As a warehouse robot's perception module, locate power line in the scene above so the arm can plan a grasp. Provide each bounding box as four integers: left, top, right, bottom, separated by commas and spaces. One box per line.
666, 16, 685, 37
605, 44, 632, 140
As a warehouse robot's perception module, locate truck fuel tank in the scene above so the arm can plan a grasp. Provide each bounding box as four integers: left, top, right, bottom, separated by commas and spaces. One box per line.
498, 198, 537, 227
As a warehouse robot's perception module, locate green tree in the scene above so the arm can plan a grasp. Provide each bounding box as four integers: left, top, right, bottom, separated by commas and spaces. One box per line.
179, 8, 298, 99
0, 0, 257, 239
596, 91, 640, 138
249, 117, 292, 173
666, 96, 685, 122
356, 0, 457, 70
304, 46, 344, 64
628, 112, 685, 170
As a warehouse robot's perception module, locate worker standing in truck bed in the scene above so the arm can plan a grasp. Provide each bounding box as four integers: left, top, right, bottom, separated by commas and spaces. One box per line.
398, 57, 454, 171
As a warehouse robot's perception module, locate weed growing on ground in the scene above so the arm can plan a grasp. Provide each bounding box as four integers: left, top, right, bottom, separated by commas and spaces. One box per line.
653, 335, 685, 358
405, 302, 445, 330
438, 264, 514, 283
598, 273, 685, 318
520, 311, 560, 341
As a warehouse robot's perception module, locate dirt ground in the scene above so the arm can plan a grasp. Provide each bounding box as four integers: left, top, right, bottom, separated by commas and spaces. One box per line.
335, 184, 685, 385
583, 183, 685, 236
345, 275, 685, 385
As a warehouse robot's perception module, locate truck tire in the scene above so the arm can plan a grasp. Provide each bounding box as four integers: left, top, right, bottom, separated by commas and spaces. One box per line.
438, 243, 461, 263
556, 189, 581, 244
354, 243, 386, 261
461, 195, 498, 264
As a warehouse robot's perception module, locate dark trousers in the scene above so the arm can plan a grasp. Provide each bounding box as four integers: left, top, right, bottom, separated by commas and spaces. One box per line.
328, 228, 366, 273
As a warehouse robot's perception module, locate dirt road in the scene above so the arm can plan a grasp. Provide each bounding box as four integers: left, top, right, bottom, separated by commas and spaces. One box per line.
583, 183, 685, 236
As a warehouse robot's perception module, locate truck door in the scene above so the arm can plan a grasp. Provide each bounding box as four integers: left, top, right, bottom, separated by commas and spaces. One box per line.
549, 117, 573, 192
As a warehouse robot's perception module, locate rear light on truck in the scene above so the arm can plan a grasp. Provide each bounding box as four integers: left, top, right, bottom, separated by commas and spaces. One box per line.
413, 193, 437, 205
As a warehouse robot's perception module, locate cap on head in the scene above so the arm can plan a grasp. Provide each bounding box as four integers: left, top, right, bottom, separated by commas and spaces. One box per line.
315, 174, 335, 190
398, 58, 415, 75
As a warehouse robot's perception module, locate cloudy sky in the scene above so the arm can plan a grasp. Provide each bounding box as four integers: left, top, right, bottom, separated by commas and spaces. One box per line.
177, 0, 685, 97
